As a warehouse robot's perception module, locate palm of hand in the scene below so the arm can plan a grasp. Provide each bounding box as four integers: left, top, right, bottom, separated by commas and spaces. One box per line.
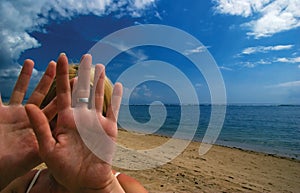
43, 108, 117, 191
0, 105, 39, 175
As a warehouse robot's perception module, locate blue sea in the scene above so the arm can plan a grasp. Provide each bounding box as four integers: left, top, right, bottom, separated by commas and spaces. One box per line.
118, 104, 300, 160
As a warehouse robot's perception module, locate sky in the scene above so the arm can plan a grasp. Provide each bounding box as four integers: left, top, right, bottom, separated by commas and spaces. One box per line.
0, 0, 299, 104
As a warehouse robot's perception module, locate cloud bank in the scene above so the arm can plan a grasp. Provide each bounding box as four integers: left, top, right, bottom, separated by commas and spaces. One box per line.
241, 45, 294, 55
214, 0, 300, 38
0, 0, 156, 98
276, 57, 300, 63
0, 0, 156, 67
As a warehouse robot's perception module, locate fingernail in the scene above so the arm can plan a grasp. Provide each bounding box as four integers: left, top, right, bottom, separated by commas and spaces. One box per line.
60, 52, 66, 57
80, 54, 86, 62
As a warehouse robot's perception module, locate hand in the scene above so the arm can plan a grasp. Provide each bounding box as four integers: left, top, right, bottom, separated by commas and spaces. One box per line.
0, 60, 56, 190
25, 54, 125, 193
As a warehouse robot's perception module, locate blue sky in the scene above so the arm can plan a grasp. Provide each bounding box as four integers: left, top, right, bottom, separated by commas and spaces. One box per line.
0, 0, 299, 104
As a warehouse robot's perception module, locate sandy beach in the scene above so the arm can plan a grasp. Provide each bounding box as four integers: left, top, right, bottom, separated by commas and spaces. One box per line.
114, 129, 300, 193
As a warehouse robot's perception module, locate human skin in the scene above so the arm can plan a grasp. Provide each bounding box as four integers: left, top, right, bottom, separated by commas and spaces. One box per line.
1, 169, 148, 193
25, 54, 125, 193
0, 60, 57, 190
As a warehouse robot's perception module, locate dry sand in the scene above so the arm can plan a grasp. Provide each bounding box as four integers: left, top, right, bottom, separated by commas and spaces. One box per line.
114, 130, 300, 193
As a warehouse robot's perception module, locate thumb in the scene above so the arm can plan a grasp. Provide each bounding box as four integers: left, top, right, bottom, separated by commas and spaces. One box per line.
25, 104, 55, 157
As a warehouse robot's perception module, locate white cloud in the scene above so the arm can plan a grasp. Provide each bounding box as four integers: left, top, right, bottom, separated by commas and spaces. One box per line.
238, 56, 300, 68
0, 64, 42, 99
241, 47, 256, 55
214, 0, 300, 38
241, 44, 293, 54
241, 61, 256, 68
154, 11, 163, 20
128, 84, 152, 99
102, 40, 149, 63
183, 46, 209, 56
122, 83, 154, 102
270, 80, 300, 88
276, 57, 300, 63
0, 0, 156, 68
276, 58, 289, 63
213, 0, 270, 17
0, 65, 22, 78
133, 0, 155, 9
257, 59, 271, 65
111, 0, 156, 18
0, 63, 40, 81
239, 59, 271, 68
219, 66, 233, 71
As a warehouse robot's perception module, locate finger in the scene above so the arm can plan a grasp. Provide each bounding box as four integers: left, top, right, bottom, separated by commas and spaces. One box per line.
71, 78, 78, 107
73, 54, 92, 108
26, 61, 56, 106
0, 93, 2, 106
56, 53, 71, 111
42, 97, 57, 121
93, 64, 105, 112
25, 104, 56, 156
106, 83, 123, 122
9, 59, 34, 105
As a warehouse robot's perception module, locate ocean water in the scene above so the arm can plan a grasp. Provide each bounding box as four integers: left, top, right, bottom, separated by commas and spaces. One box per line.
118, 104, 300, 160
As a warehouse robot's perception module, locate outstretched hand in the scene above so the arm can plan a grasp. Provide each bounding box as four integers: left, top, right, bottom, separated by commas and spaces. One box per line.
25, 54, 124, 193
0, 60, 56, 190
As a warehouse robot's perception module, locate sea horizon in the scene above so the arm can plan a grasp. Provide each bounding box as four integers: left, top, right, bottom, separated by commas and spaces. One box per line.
2, 95, 300, 106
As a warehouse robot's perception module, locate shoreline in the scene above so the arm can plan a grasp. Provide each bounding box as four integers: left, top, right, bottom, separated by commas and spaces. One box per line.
119, 128, 300, 161
115, 129, 300, 192
215, 143, 300, 162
